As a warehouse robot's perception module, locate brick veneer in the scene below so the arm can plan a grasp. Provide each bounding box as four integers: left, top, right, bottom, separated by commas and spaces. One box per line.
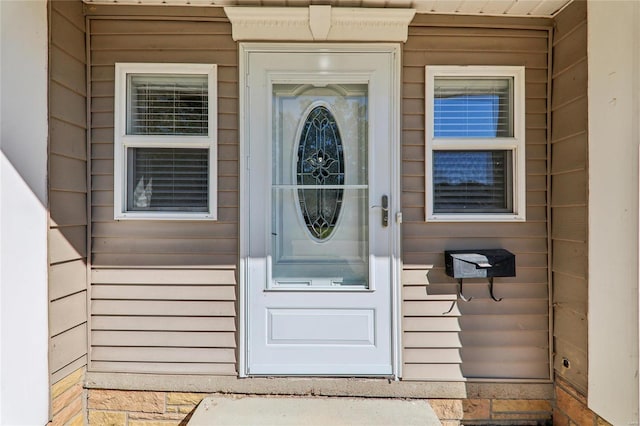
81, 380, 628, 426
87, 390, 206, 425
86, 389, 557, 426
48, 368, 85, 426
429, 397, 553, 425
553, 377, 613, 426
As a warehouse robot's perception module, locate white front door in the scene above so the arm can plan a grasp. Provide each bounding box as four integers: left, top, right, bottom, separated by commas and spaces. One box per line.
241, 44, 400, 376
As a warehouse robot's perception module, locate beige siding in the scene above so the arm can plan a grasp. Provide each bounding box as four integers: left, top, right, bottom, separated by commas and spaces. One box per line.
402, 16, 551, 380
48, 0, 88, 384
90, 268, 237, 374
87, 11, 238, 374
85, 7, 552, 380
551, 0, 588, 394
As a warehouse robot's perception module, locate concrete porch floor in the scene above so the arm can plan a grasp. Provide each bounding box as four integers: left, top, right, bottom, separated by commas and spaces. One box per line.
188, 395, 442, 425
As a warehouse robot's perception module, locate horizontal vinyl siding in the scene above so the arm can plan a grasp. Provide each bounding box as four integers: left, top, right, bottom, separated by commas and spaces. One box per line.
90, 268, 237, 375
550, 0, 588, 394
402, 17, 550, 381
49, 0, 89, 384
88, 11, 238, 375
89, 18, 238, 267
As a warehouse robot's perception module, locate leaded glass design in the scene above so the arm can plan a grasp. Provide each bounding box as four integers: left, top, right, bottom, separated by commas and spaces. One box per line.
297, 106, 344, 240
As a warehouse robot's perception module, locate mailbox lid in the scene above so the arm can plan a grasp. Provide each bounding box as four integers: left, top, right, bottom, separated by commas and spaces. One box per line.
444, 249, 516, 278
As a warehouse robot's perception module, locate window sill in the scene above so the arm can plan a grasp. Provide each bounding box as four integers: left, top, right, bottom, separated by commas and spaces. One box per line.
115, 211, 217, 221
426, 213, 526, 222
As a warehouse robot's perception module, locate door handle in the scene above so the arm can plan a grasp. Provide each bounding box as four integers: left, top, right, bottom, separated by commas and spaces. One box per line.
371, 195, 389, 227
381, 195, 389, 227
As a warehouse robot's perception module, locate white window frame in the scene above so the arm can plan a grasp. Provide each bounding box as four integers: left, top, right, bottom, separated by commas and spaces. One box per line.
113, 63, 217, 220
425, 65, 526, 222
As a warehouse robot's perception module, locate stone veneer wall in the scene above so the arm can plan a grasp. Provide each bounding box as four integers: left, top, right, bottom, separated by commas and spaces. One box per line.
430, 398, 552, 425
83, 382, 618, 425
48, 368, 85, 426
86, 390, 555, 425
553, 377, 612, 426
88, 390, 207, 425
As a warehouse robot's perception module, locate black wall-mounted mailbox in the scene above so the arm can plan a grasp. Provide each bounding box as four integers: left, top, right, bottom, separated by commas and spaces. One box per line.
445, 249, 516, 279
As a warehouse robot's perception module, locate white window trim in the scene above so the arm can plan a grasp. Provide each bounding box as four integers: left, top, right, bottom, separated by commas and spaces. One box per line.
114, 63, 217, 220
425, 65, 526, 222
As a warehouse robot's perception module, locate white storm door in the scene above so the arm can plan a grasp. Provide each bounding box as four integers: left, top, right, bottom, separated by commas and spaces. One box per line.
243, 45, 399, 376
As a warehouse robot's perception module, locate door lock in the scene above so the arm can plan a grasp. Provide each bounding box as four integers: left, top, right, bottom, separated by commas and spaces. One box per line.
381, 195, 389, 227
371, 195, 389, 227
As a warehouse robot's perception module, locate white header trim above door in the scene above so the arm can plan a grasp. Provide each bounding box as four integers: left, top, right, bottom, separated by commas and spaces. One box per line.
224, 7, 416, 42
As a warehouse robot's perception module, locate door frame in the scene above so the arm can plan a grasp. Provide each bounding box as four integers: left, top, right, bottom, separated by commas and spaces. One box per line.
238, 43, 402, 378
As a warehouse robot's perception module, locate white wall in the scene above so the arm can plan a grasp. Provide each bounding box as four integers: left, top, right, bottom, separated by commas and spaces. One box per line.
588, 1, 640, 425
0, 0, 50, 424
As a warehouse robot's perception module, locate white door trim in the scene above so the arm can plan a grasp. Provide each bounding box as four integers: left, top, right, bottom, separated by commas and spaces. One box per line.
239, 43, 402, 378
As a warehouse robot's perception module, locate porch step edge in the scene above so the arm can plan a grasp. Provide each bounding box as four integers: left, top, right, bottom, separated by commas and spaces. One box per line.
188, 395, 442, 426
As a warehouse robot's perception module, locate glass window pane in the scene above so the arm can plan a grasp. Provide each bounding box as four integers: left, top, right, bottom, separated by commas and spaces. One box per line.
272, 187, 368, 287
127, 147, 208, 212
433, 150, 512, 213
272, 84, 368, 186
434, 77, 513, 138
271, 83, 369, 288
127, 74, 208, 136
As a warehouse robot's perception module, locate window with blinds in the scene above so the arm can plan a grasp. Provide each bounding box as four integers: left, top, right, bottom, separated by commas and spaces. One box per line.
114, 63, 217, 220
425, 66, 525, 221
